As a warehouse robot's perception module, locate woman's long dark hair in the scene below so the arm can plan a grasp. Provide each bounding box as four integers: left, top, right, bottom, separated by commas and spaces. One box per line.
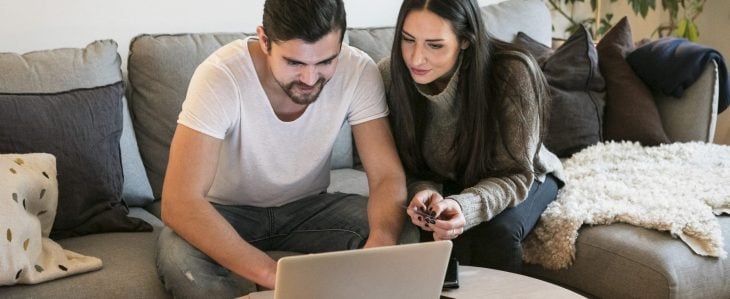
388, 0, 550, 187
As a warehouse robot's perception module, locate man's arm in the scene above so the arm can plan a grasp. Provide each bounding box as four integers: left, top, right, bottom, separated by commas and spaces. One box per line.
161, 124, 277, 288
351, 118, 407, 247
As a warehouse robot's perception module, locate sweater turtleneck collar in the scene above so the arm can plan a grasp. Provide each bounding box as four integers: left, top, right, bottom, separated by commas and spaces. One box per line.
415, 55, 462, 108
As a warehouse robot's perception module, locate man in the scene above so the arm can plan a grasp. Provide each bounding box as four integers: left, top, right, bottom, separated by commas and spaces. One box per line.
155, 0, 407, 297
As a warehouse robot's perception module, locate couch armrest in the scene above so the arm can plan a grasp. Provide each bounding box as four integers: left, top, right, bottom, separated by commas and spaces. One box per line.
654, 61, 719, 143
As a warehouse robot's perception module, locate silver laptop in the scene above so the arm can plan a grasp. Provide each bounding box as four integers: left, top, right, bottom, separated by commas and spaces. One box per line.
247, 240, 452, 299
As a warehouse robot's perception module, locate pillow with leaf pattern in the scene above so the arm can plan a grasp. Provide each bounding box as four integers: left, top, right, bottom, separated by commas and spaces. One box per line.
0, 153, 101, 286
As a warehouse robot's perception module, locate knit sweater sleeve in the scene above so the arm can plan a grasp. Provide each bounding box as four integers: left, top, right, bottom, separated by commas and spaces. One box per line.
447, 53, 543, 230
406, 176, 442, 201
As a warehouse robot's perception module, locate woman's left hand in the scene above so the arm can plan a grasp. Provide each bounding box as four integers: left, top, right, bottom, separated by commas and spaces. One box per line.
429, 198, 466, 241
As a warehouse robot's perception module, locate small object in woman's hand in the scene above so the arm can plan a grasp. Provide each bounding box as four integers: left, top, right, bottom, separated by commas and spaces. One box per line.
403, 204, 436, 223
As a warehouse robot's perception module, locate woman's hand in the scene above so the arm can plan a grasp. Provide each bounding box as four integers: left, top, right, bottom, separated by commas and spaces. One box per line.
406, 190, 466, 240
428, 198, 466, 241
406, 189, 443, 232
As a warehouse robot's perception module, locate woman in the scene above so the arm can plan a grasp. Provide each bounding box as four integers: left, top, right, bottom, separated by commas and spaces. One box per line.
379, 0, 565, 272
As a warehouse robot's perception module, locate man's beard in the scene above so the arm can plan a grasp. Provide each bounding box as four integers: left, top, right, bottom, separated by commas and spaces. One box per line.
278, 78, 328, 105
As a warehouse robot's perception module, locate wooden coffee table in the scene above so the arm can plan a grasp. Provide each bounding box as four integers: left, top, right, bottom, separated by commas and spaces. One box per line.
441, 266, 585, 298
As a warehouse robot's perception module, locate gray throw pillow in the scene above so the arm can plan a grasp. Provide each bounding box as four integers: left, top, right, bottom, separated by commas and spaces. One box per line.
0, 40, 153, 238
0, 83, 152, 239
0, 39, 154, 207
515, 27, 606, 157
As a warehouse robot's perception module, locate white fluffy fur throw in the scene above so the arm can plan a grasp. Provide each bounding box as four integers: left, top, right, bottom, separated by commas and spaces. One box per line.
523, 142, 730, 270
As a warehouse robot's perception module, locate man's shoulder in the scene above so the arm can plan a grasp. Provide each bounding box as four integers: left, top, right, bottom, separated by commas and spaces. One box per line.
339, 44, 378, 69
330, 44, 383, 91
203, 39, 251, 69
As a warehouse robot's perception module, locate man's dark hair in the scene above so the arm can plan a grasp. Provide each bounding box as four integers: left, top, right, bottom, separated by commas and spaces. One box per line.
262, 0, 346, 49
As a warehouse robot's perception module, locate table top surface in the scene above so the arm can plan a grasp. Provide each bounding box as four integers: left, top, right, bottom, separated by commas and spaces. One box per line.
441, 265, 585, 299
243, 265, 585, 299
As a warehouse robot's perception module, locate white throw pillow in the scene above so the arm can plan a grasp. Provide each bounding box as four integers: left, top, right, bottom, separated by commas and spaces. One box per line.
0, 153, 102, 286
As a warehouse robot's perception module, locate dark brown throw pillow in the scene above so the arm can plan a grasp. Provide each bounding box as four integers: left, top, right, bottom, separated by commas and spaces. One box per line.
515, 27, 606, 157
0, 82, 153, 239
596, 17, 670, 145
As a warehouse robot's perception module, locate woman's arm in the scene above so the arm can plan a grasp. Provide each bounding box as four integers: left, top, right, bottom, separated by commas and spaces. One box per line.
447, 54, 544, 230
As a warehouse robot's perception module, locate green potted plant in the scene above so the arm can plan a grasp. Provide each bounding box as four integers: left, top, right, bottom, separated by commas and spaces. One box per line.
548, 0, 706, 41
655, 0, 706, 41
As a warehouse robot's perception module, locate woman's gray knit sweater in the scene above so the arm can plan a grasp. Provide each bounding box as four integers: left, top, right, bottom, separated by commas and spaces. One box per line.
378, 52, 564, 230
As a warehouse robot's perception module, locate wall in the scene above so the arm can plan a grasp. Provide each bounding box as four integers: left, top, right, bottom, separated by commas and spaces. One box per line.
0, 0, 508, 59
695, 0, 730, 59
0, 0, 403, 65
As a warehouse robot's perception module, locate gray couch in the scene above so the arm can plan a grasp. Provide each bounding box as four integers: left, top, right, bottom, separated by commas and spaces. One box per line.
1, 0, 728, 298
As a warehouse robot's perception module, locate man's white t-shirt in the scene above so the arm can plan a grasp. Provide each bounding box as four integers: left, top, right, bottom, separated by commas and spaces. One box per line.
178, 37, 387, 207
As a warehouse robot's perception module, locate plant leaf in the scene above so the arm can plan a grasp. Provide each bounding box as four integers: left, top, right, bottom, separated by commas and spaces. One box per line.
628, 0, 657, 18
687, 20, 699, 41
661, 0, 680, 18
675, 18, 688, 37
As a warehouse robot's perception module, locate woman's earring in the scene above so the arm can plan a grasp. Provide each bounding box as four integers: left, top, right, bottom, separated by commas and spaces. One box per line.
460, 41, 470, 50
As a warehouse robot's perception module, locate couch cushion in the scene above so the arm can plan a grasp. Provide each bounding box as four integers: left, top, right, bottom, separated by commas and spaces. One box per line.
328, 168, 369, 196
0, 40, 152, 238
596, 18, 670, 146
0, 211, 168, 299
481, 0, 552, 46
346, 27, 395, 64
524, 216, 730, 298
0, 40, 154, 208
128, 33, 354, 198
515, 27, 605, 157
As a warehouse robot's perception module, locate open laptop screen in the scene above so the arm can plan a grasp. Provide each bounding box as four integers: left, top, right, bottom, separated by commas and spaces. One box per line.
248, 240, 452, 299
